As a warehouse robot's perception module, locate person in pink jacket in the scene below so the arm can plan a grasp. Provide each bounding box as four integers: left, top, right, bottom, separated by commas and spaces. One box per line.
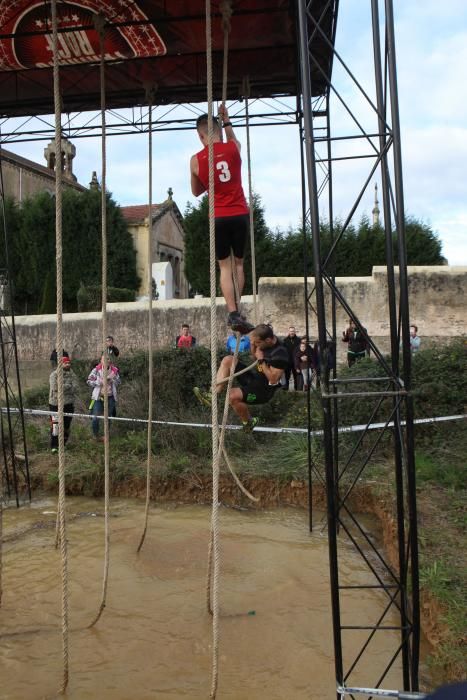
87, 354, 121, 439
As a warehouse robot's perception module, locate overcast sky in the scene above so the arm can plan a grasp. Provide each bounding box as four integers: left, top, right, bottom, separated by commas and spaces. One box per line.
4, 0, 467, 266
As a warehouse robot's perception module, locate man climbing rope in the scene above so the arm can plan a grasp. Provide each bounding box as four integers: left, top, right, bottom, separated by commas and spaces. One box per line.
190, 103, 254, 334
194, 323, 288, 431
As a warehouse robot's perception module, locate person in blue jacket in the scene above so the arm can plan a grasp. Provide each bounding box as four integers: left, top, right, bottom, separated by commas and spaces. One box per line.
226, 332, 251, 354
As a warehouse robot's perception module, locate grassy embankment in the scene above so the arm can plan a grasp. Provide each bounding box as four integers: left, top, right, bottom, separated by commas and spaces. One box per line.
22, 340, 466, 681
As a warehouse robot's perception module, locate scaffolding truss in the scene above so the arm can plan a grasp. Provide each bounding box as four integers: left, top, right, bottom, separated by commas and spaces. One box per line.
0, 0, 420, 696
0, 268, 31, 506
297, 0, 420, 697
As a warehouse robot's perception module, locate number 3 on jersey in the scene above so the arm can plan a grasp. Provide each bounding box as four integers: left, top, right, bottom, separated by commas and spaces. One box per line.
216, 160, 231, 183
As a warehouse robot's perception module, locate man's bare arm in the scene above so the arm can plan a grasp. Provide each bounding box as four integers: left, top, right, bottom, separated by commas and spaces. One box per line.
260, 363, 284, 385
190, 155, 206, 196
218, 103, 241, 151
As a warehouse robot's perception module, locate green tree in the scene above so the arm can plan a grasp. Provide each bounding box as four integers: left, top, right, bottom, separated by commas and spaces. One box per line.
402, 217, 446, 266
183, 193, 273, 296
1, 189, 140, 314
62, 188, 140, 310
17, 192, 56, 313
0, 197, 24, 311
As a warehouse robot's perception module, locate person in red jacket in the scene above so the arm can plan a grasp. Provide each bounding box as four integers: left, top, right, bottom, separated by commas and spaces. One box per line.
190, 103, 254, 335
175, 323, 196, 349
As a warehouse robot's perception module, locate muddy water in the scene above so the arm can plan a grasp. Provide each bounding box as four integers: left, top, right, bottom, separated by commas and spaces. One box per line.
0, 499, 403, 699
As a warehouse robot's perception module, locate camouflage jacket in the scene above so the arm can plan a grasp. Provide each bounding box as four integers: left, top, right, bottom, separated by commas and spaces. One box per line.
49, 369, 79, 406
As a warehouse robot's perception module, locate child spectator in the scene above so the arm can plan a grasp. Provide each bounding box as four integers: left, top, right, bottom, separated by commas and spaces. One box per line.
176, 324, 196, 348
87, 354, 120, 439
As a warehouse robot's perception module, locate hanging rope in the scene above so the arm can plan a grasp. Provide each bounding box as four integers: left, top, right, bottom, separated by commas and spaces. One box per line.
89, 15, 110, 628
205, 1, 222, 696
242, 76, 258, 324
51, 0, 69, 691
0, 446, 2, 607
217, 3, 258, 498
137, 87, 156, 553
220, 1, 232, 106
220, 1, 242, 312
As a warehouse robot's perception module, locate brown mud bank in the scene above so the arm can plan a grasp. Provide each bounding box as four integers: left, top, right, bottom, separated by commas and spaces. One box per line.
27, 456, 457, 682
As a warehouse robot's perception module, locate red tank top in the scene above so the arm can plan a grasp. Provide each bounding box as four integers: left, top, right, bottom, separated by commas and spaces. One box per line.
196, 140, 249, 218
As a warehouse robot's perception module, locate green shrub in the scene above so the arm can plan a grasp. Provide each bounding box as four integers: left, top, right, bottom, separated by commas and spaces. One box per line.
22, 384, 49, 409
416, 452, 466, 490
77, 283, 135, 311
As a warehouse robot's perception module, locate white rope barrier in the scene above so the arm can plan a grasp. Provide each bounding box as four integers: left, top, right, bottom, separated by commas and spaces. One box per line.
338, 686, 427, 699
6, 407, 466, 437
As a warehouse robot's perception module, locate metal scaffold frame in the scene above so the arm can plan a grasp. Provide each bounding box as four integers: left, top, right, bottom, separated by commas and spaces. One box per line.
0, 161, 31, 506
297, 0, 420, 697
0, 0, 421, 695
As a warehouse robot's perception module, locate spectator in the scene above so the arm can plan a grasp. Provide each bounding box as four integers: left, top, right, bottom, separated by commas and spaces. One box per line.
282, 326, 301, 390
87, 354, 120, 440
410, 324, 421, 354
176, 323, 196, 349
226, 332, 251, 354
342, 318, 370, 367
106, 335, 120, 358
50, 348, 69, 367
48, 356, 79, 454
294, 337, 317, 391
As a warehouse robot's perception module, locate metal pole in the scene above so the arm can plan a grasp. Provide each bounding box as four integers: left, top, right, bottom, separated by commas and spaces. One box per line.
0, 319, 19, 506
385, 0, 420, 688
325, 91, 340, 538
371, 0, 410, 687
297, 1, 342, 694
299, 109, 314, 533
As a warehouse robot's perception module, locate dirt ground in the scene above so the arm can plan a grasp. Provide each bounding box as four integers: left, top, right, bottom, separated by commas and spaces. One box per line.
20, 452, 465, 682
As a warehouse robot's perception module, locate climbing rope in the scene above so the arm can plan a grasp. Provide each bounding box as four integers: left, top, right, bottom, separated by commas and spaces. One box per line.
0, 424, 3, 607
205, 1, 222, 696
216, 2, 259, 502
51, 0, 69, 691
220, 1, 232, 106
137, 89, 156, 553
89, 16, 110, 628
242, 76, 258, 324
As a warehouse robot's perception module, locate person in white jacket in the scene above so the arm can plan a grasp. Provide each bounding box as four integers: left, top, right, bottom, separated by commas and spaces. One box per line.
87, 354, 121, 439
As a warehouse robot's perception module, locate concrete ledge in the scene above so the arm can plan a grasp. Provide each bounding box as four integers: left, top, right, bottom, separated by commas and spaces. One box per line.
10, 267, 467, 361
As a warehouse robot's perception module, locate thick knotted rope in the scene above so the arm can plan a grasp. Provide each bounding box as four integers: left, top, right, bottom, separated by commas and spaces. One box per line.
51, 0, 69, 691
89, 15, 110, 629
137, 88, 156, 553
205, 2, 222, 696
242, 76, 258, 324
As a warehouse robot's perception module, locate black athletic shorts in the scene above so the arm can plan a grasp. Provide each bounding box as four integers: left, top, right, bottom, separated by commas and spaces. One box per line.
215, 214, 249, 261
235, 362, 280, 405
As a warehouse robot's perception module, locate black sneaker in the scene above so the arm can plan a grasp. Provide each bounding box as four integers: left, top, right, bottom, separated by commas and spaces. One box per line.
242, 416, 259, 433
193, 386, 212, 407
227, 311, 255, 334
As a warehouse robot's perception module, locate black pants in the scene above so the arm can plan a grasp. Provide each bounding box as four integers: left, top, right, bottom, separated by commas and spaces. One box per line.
49, 403, 74, 449
347, 351, 366, 368
284, 365, 299, 390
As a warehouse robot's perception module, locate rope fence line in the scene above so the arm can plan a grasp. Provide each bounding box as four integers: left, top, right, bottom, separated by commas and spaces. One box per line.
338, 686, 427, 699
6, 407, 466, 437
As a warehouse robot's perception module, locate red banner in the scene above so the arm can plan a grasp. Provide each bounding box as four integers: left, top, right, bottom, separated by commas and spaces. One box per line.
0, 0, 166, 70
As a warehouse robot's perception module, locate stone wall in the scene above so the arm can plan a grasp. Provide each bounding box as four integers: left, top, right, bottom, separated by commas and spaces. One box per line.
11, 266, 467, 362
